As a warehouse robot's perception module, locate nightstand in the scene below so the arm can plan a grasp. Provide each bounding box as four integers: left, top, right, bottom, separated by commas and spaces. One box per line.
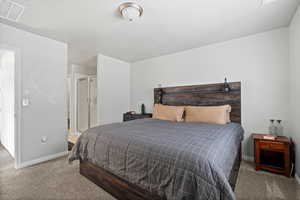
252, 133, 291, 177
123, 113, 152, 122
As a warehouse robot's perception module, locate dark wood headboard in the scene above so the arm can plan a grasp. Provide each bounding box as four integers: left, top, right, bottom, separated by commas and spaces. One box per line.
154, 82, 241, 124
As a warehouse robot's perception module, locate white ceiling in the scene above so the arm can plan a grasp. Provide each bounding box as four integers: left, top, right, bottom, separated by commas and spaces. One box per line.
1, 0, 299, 66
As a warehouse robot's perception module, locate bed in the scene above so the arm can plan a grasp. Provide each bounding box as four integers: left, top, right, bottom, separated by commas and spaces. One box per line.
69, 81, 243, 200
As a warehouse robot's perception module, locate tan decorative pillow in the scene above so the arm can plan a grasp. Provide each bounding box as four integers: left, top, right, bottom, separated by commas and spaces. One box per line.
152, 104, 184, 122
185, 105, 232, 125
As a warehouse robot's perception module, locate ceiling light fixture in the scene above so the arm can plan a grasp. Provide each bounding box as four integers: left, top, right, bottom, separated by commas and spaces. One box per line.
119, 2, 143, 21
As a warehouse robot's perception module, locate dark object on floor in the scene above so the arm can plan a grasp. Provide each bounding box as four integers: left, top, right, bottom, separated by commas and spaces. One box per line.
68, 142, 74, 151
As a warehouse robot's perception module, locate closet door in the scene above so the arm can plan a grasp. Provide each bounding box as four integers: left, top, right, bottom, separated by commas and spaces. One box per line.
77, 78, 89, 133
89, 77, 97, 128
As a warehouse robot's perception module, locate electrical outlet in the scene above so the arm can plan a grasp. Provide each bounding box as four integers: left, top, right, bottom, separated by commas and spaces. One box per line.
41, 136, 47, 144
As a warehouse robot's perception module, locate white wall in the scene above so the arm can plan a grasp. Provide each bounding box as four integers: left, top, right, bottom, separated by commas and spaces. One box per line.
0, 50, 15, 157
0, 23, 67, 166
289, 6, 300, 176
130, 28, 290, 157
97, 54, 130, 125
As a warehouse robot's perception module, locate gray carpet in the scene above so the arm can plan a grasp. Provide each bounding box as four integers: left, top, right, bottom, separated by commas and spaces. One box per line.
0, 145, 299, 200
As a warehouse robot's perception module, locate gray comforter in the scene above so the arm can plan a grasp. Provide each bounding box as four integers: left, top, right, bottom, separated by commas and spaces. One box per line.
69, 118, 244, 200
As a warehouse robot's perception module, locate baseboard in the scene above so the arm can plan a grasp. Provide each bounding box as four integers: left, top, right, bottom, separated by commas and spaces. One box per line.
17, 151, 68, 169
242, 154, 254, 162
295, 173, 300, 184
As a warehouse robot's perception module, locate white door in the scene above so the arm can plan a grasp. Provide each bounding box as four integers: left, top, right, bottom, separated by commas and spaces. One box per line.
0, 50, 15, 158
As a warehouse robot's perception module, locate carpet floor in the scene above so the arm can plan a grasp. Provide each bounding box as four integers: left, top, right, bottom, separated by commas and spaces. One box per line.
0, 145, 299, 200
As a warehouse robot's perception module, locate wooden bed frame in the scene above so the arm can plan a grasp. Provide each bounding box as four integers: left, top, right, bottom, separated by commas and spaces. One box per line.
80, 81, 242, 200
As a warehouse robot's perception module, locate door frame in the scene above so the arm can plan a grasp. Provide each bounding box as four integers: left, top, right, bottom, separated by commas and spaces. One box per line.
0, 44, 22, 169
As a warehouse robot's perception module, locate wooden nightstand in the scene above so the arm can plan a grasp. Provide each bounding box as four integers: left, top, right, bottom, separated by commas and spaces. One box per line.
253, 133, 291, 177
123, 113, 152, 122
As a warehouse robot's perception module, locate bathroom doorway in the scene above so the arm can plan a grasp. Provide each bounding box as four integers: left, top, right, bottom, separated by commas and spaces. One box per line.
76, 75, 97, 134
0, 45, 21, 169
67, 64, 97, 149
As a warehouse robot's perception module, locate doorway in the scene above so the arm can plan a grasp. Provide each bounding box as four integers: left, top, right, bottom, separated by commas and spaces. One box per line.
76, 75, 97, 134
67, 64, 97, 148
0, 45, 21, 169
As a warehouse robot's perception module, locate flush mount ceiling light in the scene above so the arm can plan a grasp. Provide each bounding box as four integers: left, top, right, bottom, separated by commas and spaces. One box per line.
119, 2, 143, 21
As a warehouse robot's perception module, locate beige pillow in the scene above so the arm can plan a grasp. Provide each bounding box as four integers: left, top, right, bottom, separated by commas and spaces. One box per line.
152, 104, 184, 122
185, 105, 232, 125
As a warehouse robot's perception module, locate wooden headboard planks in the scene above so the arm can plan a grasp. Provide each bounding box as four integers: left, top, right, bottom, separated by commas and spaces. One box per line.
154, 82, 241, 124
